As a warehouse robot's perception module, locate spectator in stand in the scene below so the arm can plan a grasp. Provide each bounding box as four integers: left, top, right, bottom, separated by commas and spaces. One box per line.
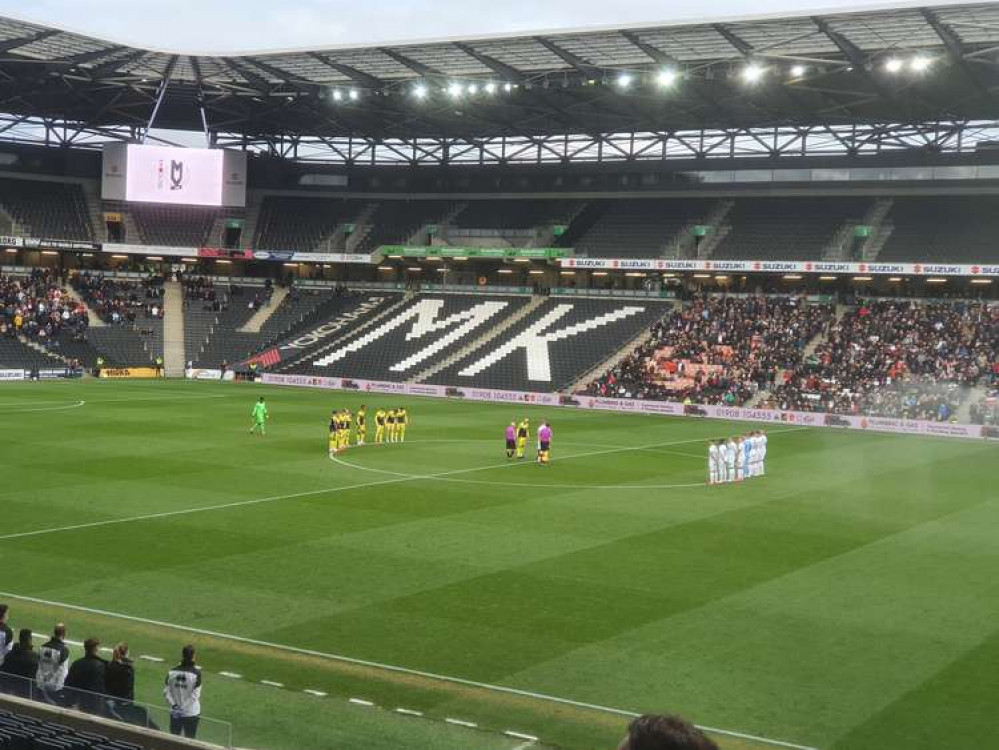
617, 714, 719, 750
164, 645, 202, 739
0, 604, 11, 668
0, 629, 38, 698
64, 637, 106, 714
36, 623, 70, 703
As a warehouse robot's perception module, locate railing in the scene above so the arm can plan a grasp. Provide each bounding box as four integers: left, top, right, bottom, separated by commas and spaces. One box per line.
0, 671, 233, 747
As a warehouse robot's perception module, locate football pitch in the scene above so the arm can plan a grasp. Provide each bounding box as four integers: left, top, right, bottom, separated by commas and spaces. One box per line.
2, 379, 998, 750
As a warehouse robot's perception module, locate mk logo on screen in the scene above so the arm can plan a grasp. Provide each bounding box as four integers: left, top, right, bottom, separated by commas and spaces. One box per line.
170, 160, 184, 190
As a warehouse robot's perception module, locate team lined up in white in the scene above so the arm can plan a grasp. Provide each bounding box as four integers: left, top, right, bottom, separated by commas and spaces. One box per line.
707, 431, 767, 485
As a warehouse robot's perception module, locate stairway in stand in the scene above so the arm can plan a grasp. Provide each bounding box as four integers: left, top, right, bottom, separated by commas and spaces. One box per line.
162, 281, 186, 377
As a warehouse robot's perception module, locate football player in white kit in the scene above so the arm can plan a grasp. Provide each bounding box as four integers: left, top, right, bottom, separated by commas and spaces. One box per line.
724, 437, 737, 483
759, 430, 768, 476
708, 440, 721, 485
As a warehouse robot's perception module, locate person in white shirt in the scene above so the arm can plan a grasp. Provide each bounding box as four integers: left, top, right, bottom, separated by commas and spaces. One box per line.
36, 623, 70, 700
165, 645, 203, 739
708, 442, 721, 485
0, 604, 11, 669
734, 437, 746, 482
724, 438, 737, 483
760, 430, 768, 476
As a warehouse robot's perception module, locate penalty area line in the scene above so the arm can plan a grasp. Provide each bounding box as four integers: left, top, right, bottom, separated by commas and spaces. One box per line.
0, 590, 819, 750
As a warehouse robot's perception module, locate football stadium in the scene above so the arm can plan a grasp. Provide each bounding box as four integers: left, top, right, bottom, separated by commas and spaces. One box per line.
1, 3, 999, 750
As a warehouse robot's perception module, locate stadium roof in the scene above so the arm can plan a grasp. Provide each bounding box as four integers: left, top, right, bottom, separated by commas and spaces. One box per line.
0, 3, 998, 142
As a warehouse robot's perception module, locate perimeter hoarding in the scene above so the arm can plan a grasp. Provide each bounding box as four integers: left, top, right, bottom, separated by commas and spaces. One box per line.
260, 373, 986, 440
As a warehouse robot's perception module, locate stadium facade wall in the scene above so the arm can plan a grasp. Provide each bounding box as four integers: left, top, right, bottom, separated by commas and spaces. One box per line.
260, 374, 989, 440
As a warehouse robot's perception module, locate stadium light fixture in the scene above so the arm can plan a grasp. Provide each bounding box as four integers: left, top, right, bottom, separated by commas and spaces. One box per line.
625, 272, 646, 277
484, 82, 497, 94
497, 268, 515, 274
529, 270, 545, 275
377, 265, 393, 271
348, 89, 359, 101
910, 56, 932, 73
448, 82, 463, 98
970, 278, 992, 284
783, 274, 803, 280
181, 257, 198, 262
616, 72, 633, 89
331, 89, 343, 102
559, 270, 576, 275
215, 259, 232, 265
145, 256, 163, 261
656, 68, 678, 87
888, 276, 903, 282
41, 250, 58, 256
283, 262, 299, 267
692, 273, 711, 278
406, 267, 422, 272
413, 84, 428, 99
818, 275, 837, 281
452, 256, 468, 261
467, 83, 479, 95
592, 271, 609, 276
741, 63, 765, 84
503, 82, 513, 92
714, 275, 730, 280
790, 64, 807, 78
852, 275, 873, 281
111, 254, 129, 259
925, 277, 947, 283
884, 58, 904, 74
512, 257, 532, 263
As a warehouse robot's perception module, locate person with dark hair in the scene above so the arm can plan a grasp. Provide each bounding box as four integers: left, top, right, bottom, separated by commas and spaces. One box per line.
105, 643, 134, 702
164, 645, 202, 739
36, 623, 70, 702
618, 715, 719, 750
0, 604, 11, 668
0, 629, 38, 697
65, 638, 107, 715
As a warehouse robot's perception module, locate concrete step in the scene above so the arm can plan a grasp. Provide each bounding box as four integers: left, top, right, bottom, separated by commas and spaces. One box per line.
162, 280, 186, 377
238, 287, 289, 333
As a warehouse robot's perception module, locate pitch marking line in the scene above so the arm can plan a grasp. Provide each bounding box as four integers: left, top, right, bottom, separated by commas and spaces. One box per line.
0, 590, 818, 750
395, 708, 423, 717
260, 680, 284, 688
349, 698, 375, 707
0, 400, 86, 413
0, 428, 806, 543
446, 718, 478, 728
303, 689, 327, 697
219, 671, 243, 679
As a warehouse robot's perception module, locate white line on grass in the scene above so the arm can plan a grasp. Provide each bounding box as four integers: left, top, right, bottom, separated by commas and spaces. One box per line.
0, 590, 818, 750
303, 689, 327, 697
505, 731, 539, 742
219, 671, 243, 679
395, 708, 423, 717
0, 428, 807, 543
260, 680, 284, 688
445, 718, 478, 728
349, 698, 375, 707
0, 400, 85, 414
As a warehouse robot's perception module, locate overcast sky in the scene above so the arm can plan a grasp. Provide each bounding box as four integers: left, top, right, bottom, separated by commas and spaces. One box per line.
0, 0, 971, 53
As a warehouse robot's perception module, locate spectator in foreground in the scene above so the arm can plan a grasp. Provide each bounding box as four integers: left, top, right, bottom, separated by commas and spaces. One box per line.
164, 645, 202, 739
65, 637, 107, 714
0, 629, 38, 697
0, 604, 11, 668
36, 623, 70, 703
618, 715, 719, 750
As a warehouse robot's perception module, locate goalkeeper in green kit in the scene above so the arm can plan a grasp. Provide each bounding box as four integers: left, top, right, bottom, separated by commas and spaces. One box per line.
250, 396, 268, 436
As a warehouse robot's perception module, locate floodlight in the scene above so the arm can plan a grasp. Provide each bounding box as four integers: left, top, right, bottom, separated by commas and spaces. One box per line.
741, 63, 764, 83
885, 58, 904, 73
656, 68, 678, 87
910, 56, 932, 73
790, 64, 807, 78
616, 72, 633, 89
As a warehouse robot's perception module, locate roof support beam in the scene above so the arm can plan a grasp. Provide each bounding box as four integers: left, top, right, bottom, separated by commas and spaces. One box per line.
86, 48, 148, 79
812, 16, 897, 103
533, 37, 599, 76
377, 48, 441, 77
619, 30, 679, 66
453, 42, 525, 83
923, 8, 999, 109
308, 53, 383, 89
712, 24, 754, 57
0, 29, 60, 54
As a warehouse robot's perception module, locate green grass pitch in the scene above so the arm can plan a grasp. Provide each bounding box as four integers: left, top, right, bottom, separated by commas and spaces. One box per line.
2, 379, 998, 750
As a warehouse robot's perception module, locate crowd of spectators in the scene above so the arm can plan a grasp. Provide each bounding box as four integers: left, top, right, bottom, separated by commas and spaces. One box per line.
0, 604, 203, 740
585, 295, 833, 405
769, 300, 998, 419
72, 272, 165, 325
0, 269, 89, 344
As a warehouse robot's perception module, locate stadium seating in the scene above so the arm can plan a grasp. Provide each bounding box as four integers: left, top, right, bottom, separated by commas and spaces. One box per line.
585, 296, 833, 405
191, 287, 365, 366
453, 199, 581, 230
878, 196, 999, 262
710, 197, 869, 260
0, 336, 67, 368
351, 200, 452, 254
770, 300, 999, 419
432, 298, 671, 391
291, 294, 532, 381
0, 708, 146, 750
254, 196, 362, 251
128, 204, 218, 247
573, 199, 714, 258
0, 178, 93, 241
